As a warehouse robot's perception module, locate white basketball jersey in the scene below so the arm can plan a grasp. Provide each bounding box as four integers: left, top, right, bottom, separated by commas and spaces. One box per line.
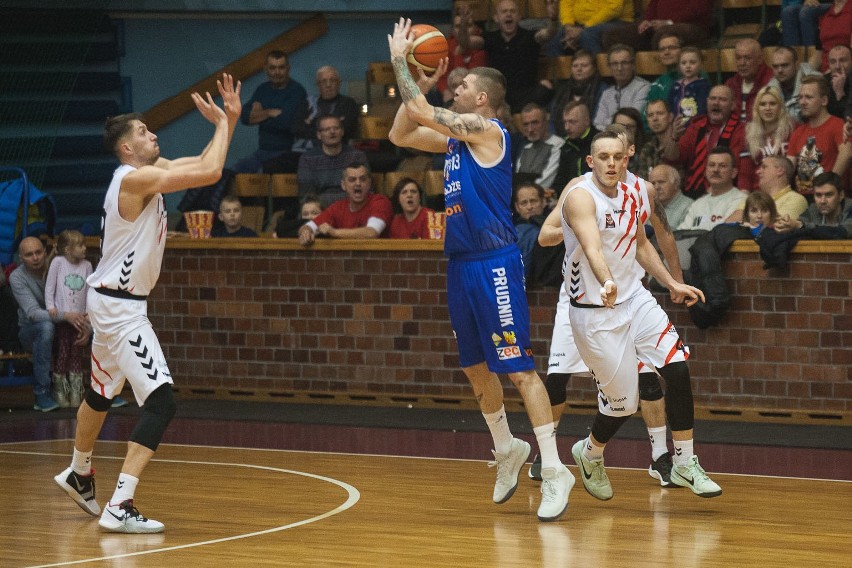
560, 176, 643, 306
87, 164, 168, 296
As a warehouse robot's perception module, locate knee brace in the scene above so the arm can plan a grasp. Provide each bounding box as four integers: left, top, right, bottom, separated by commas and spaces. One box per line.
85, 389, 112, 412
544, 373, 571, 406
130, 384, 176, 451
590, 412, 629, 445
638, 372, 664, 402
657, 361, 694, 432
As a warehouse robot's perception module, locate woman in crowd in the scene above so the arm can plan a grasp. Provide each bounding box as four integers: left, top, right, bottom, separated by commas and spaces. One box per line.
740, 86, 797, 190
387, 178, 442, 239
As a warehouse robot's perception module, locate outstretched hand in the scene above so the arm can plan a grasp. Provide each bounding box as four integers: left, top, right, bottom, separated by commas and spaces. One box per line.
388, 17, 414, 59
669, 282, 704, 307
191, 89, 227, 125
217, 72, 242, 123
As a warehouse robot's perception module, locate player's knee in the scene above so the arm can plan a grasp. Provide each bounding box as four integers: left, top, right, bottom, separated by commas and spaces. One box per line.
129, 384, 176, 451
638, 372, 664, 402
590, 412, 629, 445
85, 389, 112, 412
544, 373, 571, 405
658, 362, 694, 431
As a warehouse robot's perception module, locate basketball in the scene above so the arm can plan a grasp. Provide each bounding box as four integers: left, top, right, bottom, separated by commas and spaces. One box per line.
407, 24, 449, 75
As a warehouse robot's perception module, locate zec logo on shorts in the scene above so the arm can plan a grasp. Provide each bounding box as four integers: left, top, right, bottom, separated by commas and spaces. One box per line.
496, 345, 522, 360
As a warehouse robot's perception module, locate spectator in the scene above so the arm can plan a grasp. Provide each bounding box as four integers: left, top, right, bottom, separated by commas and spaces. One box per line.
10, 237, 89, 412
758, 155, 809, 218
512, 182, 548, 273
291, 65, 360, 149
549, 50, 606, 137
539, 0, 633, 56
296, 114, 368, 207
663, 85, 746, 199
274, 194, 324, 238
678, 147, 748, 230
44, 230, 94, 408
786, 75, 849, 195
741, 191, 779, 230
515, 103, 564, 190
593, 44, 651, 131
725, 39, 774, 122
613, 0, 713, 52
669, 47, 712, 122
211, 195, 258, 238
649, 164, 693, 230
767, 46, 821, 121
471, 0, 552, 112
816, 0, 852, 72
298, 162, 393, 246
552, 101, 598, 192
497, 101, 525, 166
234, 50, 307, 173
438, 8, 487, 102
638, 99, 675, 179
775, 171, 852, 234
781, 0, 831, 47
612, 107, 646, 172
741, 85, 797, 191
826, 45, 852, 118
387, 178, 443, 239
646, 32, 683, 105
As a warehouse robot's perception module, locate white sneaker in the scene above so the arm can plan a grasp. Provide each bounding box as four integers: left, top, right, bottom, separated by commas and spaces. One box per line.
537, 465, 575, 521
99, 500, 165, 533
488, 438, 531, 504
670, 455, 722, 498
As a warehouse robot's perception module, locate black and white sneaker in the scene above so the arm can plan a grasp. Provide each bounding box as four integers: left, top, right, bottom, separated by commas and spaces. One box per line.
55, 467, 100, 516
648, 452, 677, 488
99, 499, 165, 533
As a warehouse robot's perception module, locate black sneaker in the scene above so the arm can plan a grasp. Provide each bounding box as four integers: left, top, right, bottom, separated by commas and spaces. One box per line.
528, 453, 542, 481
54, 467, 100, 516
648, 452, 677, 488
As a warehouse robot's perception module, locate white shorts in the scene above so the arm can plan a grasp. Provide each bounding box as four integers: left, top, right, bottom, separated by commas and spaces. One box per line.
569, 287, 689, 417
87, 289, 174, 406
547, 285, 590, 376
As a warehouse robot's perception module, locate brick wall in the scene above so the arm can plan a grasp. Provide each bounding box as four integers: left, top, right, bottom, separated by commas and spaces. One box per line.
143, 239, 851, 414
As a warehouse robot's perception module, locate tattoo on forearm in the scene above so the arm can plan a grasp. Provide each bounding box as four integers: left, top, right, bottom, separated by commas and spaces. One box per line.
433, 107, 487, 137
391, 56, 420, 103
653, 194, 671, 233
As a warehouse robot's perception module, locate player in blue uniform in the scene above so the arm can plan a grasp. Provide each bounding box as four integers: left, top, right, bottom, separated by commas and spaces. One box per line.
388, 18, 573, 521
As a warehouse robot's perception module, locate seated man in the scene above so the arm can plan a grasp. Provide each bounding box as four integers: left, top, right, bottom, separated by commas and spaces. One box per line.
552, 101, 598, 192
649, 164, 693, 231
211, 195, 258, 238
593, 44, 651, 131
539, 0, 633, 56
512, 182, 549, 275
234, 50, 307, 173
826, 45, 852, 118
609, 0, 713, 52
515, 103, 563, 191
9, 237, 89, 411
291, 65, 360, 148
678, 147, 748, 231
298, 162, 393, 246
767, 46, 820, 121
725, 39, 774, 122
775, 171, 852, 236
297, 114, 367, 207
757, 155, 809, 219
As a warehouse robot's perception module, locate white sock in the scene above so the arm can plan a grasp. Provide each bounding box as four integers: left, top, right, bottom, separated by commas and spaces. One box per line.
533, 423, 560, 470
648, 426, 669, 461
582, 437, 605, 461
71, 448, 92, 476
483, 406, 514, 455
109, 473, 138, 506
672, 439, 694, 466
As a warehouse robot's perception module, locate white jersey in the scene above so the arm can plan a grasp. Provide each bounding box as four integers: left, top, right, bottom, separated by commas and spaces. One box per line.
87, 164, 168, 296
560, 176, 643, 306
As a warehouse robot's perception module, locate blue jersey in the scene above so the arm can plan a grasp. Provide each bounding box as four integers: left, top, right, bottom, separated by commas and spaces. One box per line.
443, 119, 517, 257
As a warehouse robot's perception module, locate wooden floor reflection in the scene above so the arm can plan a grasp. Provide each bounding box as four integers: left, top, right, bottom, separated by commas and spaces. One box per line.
1, 439, 849, 568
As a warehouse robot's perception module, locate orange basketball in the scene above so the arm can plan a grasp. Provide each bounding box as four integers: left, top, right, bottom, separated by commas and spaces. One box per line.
407, 24, 449, 76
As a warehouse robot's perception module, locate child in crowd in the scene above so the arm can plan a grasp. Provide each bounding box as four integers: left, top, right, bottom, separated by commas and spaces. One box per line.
740, 191, 778, 235
44, 231, 107, 407
274, 194, 324, 238
669, 47, 711, 122
211, 195, 258, 237
387, 178, 444, 239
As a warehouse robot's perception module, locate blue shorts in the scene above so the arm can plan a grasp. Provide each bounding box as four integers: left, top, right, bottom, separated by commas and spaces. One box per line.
447, 245, 536, 373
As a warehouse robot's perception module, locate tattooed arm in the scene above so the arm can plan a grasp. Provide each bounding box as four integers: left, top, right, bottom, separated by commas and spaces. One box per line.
387, 18, 502, 161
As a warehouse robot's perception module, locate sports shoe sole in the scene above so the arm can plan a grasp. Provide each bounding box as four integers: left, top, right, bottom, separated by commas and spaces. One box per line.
54, 468, 100, 516
98, 516, 165, 534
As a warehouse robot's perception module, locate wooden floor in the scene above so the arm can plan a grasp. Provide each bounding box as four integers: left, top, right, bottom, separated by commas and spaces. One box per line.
1, 438, 850, 568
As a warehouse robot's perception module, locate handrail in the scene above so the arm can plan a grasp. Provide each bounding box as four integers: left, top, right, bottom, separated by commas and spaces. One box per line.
143, 13, 328, 132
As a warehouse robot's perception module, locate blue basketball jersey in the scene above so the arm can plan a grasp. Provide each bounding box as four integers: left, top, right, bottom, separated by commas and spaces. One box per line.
443, 119, 517, 257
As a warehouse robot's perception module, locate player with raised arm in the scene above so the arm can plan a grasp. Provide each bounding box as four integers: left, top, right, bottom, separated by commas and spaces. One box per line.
388, 18, 573, 521
54, 74, 242, 533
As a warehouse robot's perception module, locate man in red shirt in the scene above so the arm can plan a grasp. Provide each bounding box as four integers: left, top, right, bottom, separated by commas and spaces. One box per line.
787, 75, 850, 195
725, 39, 774, 122
298, 162, 393, 245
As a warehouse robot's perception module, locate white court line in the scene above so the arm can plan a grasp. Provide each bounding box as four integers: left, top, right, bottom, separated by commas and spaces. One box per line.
1, 448, 360, 568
